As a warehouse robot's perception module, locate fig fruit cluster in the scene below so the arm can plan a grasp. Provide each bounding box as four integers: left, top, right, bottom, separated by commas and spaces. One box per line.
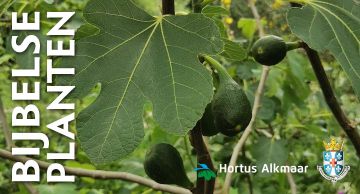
200, 56, 252, 137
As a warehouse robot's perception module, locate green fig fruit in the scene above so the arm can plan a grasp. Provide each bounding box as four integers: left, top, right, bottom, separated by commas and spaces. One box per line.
200, 103, 220, 136
251, 35, 287, 66
212, 78, 252, 136
144, 143, 192, 188
203, 56, 252, 137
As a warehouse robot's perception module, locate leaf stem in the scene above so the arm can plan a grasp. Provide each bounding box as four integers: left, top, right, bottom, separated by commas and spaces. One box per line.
286, 41, 302, 51
202, 55, 232, 81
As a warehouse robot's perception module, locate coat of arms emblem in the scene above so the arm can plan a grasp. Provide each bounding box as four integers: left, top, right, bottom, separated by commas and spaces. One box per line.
317, 137, 350, 183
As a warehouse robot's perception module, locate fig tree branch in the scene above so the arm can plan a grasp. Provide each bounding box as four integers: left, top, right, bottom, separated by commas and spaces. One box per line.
288, 0, 360, 157
286, 171, 297, 194
189, 123, 216, 194
223, 0, 270, 193
187, 2, 216, 193
301, 43, 360, 157
162, 0, 175, 15
23, 183, 39, 194
248, 0, 265, 38
0, 149, 192, 194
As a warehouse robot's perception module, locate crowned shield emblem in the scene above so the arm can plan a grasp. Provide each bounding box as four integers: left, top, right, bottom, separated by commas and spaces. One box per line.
318, 137, 350, 183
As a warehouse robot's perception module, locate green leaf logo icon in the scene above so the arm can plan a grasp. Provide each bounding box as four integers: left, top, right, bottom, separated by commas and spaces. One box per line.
194, 164, 216, 181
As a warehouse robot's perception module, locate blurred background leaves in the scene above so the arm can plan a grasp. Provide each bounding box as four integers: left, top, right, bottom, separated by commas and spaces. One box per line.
0, 0, 359, 193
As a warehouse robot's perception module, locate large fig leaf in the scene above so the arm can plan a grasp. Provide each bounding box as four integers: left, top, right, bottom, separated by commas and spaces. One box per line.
58, 0, 223, 163
287, 0, 360, 99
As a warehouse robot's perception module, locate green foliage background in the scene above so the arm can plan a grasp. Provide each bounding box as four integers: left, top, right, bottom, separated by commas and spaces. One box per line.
0, 0, 359, 193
